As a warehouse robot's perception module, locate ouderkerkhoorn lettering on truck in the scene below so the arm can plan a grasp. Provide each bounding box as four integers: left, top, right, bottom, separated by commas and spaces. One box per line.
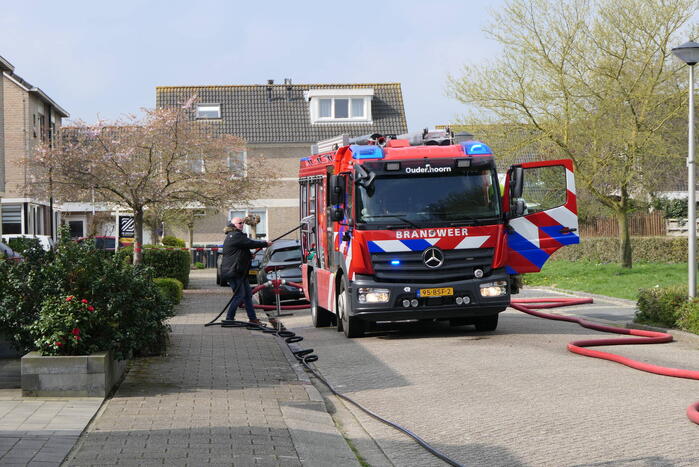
298, 132, 579, 338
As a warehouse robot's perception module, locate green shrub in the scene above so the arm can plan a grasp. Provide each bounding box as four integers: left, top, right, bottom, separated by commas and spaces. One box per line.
7, 236, 41, 253
651, 198, 687, 219
154, 278, 183, 305
635, 285, 688, 327
677, 299, 699, 334
117, 245, 190, 288
552, 237, 688, 264
161, 235, 186, 248
0, 227, 175, 358
194, 261, 205, 269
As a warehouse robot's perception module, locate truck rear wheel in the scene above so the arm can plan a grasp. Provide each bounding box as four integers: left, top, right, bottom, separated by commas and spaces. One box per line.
310, 273, 333, 328
474, 314, 498, 332
338, 278, 364, 338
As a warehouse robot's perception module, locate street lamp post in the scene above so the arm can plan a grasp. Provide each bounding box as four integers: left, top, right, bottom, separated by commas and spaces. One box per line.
672, 41, 699, 298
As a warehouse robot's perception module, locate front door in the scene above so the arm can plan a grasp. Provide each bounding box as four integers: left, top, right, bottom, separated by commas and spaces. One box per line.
505, 159, 578, 274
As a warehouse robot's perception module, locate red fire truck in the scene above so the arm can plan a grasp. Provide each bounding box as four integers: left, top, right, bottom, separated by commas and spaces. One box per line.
299, 131, 578, 337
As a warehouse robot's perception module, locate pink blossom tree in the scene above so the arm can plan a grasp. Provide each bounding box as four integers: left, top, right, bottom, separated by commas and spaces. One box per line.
27, 104, 274, 264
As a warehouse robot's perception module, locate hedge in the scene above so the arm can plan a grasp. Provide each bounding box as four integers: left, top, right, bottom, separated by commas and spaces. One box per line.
636, 285, 687, 327
161, 236, 186, 248
678, 299, 699, 334
7, 237, 41, 253
551, 237, 688, 263
635, 285, 699, 335
117, 246, 191, 288
154, 278, 184, 305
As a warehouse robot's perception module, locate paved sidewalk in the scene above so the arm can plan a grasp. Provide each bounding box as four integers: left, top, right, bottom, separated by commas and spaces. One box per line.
63, 270, 358, 466
0, 390, 102, 466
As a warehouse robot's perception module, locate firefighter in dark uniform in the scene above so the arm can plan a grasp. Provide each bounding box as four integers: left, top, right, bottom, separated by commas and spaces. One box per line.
221, 217, 271, 323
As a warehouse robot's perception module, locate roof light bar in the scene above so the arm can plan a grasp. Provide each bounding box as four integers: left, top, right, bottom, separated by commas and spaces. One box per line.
351, 145, 384, 159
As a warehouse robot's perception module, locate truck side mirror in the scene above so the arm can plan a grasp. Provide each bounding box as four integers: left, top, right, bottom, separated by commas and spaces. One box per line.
512, 199, 526, 217
328, 175, 346, 205
330, 208, 344, 222
510, 167, 523, 199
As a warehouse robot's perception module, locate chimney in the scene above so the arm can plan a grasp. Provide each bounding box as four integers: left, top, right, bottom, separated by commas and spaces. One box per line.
266, 79, 274, 102
284, 78, 293, 101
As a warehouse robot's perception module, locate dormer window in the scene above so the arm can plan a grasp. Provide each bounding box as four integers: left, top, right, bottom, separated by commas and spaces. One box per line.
306, 89, 373, 123
196, 103, 221, 119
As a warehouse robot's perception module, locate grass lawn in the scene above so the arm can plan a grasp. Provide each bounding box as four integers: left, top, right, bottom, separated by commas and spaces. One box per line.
522, 260, 688, 301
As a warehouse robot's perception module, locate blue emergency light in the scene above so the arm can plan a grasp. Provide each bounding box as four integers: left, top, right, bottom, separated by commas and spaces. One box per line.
461, 141, 492, 155
390, 260, 401, 266
351, 145, 384, 159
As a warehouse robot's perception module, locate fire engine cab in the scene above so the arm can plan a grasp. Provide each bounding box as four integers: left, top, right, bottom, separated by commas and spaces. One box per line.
299, 131, 578, 337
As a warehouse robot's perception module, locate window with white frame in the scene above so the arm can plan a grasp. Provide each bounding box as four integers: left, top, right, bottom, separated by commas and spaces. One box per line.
227, 150, 247, 177
64, 216, 86, 238
306, 88, 374, 123
189, 156, 205, 174
1, 205, 22, 234
195, 103, 221, 119
228, 209, 267, 239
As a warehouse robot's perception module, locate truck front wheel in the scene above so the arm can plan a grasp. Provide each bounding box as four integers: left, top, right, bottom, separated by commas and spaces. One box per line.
338, 278, 364, 338
474, 314, 498, 332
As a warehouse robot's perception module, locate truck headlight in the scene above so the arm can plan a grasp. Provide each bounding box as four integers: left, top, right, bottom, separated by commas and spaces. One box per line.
358, 287, 390, 303
479, 281, 507, 297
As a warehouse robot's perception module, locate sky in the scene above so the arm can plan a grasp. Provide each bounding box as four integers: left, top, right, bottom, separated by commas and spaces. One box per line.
0, 0, 504, 133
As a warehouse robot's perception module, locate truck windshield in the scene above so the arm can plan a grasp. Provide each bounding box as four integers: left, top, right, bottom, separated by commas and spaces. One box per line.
356, 169, 501, 226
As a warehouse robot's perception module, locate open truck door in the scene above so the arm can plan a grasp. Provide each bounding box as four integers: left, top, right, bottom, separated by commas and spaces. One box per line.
505, 159, 578, 274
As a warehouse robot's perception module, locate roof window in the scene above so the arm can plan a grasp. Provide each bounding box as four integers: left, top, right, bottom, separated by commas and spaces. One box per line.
306, 89, 373, 124
196, 103, 221, 119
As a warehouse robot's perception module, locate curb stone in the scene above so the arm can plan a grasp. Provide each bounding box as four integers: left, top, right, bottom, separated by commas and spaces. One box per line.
273, 332, 360, 466
275, 328, 393, 466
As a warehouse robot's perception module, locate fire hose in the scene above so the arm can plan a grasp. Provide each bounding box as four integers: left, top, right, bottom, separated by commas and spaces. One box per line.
510, 297, 699, 424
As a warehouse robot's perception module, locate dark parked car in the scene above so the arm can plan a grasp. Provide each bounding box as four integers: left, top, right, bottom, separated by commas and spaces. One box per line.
0, 241, 23, 262
76, 236, 129, 251
256, 239, 305, 305
216, 248, 264, 287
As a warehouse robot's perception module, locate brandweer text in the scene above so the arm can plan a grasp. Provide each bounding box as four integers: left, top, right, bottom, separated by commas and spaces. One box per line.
395, 228, 468, 239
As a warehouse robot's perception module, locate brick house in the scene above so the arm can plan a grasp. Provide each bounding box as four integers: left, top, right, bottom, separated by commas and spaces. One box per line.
155, 81, 408, 245
0, 55, 69, 239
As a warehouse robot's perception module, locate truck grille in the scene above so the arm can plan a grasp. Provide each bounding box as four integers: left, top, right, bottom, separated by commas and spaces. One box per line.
371, 248, 494, 283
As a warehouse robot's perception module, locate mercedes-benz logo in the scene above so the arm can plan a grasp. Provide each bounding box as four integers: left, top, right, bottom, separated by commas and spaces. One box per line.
422, 247, 444, 269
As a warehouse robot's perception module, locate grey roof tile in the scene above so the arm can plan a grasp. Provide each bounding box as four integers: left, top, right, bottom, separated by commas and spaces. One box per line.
155, 83, 407, 144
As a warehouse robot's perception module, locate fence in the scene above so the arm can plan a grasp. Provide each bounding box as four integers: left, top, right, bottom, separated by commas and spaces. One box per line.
187, 245, 223, 268
579, 212, 666, 237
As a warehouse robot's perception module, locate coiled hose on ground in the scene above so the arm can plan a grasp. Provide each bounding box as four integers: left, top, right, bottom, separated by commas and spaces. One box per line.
509, 297, 699, 424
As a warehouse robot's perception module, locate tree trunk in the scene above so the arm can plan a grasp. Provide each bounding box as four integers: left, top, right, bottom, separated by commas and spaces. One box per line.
616, 209, 632, 268
133, 208, 144, 265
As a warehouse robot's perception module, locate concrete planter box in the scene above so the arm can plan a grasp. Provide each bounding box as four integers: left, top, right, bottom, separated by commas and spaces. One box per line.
21, 351, 127, 398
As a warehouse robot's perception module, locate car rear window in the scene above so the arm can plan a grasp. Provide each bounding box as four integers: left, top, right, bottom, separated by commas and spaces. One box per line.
270, 247, 302, 262
96, 238, 116, 249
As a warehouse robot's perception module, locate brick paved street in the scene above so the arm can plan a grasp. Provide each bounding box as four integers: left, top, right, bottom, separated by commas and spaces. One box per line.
284, 287, 699, 467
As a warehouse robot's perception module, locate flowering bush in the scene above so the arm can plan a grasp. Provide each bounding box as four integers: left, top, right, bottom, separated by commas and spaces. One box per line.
30, 296, 101, 356
0, 226, 174, 359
